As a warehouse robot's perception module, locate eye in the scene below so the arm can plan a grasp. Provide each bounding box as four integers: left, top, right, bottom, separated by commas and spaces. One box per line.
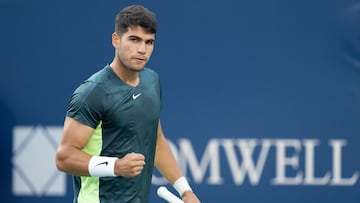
130, 37, 139, 42
146, 40, 155, 45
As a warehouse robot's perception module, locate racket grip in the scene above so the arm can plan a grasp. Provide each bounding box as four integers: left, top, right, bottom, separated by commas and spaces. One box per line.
157, 186, 184, 203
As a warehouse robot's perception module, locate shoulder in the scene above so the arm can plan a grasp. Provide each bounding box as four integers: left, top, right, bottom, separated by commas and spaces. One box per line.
71, 67, 112, 103
87, 65, 114, 84
141, 67, 160, 82
143, 67, 159, 76
77, 65, 115, 94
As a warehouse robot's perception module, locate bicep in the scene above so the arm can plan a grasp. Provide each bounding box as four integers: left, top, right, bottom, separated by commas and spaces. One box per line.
156, 120, 167, 150
60, 116, 94, 150
154, 120, 173, 165
56, 117, 95, 175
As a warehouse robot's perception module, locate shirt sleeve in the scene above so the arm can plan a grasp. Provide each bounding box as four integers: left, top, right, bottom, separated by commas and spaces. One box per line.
66, 81, 106, 129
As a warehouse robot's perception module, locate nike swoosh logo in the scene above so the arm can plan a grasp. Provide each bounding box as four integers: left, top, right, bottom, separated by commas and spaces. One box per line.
95, 161, 108, 167
132, 93, 142, 100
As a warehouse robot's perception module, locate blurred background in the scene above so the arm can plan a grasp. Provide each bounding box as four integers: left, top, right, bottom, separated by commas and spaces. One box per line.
1, 0, 360, 202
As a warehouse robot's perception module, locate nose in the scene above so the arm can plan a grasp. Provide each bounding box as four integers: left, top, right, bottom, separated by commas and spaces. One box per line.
137, 42, 146, 54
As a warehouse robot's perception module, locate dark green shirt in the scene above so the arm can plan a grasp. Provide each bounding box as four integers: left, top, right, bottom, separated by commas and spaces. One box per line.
67, 65, 162, 203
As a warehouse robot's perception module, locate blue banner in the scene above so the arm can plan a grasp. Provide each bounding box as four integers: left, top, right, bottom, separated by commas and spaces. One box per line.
1, 0, 359, 202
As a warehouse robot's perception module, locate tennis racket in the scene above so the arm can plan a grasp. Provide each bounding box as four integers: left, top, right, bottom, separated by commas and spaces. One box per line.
157, 186, 184, 203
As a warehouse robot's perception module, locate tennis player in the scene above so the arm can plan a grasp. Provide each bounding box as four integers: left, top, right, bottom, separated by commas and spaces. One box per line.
55, 5, 201, 203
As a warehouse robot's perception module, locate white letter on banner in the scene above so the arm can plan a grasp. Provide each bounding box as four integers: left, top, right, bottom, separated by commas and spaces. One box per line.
329, 139, 359, 186
271, 139, 302, 185
222, 139, 271, 185
303, 139, 331, 185
178, 138, 223, 184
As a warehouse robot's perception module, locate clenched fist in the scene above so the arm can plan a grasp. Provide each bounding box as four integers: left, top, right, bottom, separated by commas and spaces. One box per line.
115, 152, 146, 177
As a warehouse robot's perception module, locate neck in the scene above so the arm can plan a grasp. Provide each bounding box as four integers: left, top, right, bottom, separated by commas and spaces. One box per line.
110, 59, 139, 87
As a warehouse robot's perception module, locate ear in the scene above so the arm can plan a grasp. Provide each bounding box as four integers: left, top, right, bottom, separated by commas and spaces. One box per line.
112, 32, 120, 48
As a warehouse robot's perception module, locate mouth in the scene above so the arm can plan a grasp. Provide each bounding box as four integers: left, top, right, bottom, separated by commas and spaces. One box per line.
133, 57, 146, 63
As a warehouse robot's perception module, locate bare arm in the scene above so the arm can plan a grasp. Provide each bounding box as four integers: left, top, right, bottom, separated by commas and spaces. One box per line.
56, 117, 145, 177
56, 116, 94, 176
154, 120, 183, 183
154, 120, 201, 203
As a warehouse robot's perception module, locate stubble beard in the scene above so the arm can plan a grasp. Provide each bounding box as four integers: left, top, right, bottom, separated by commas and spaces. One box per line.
118, 56, 146, 73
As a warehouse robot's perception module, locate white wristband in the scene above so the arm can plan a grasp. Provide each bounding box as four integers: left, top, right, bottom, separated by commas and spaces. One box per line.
173, 176, 192, 196
88, 156, 118, 177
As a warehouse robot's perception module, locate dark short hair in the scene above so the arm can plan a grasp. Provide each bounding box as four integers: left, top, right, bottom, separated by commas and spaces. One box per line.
115, 5, 157, 35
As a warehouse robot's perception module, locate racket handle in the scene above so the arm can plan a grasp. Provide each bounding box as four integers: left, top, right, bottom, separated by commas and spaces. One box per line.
157, 186, 184, 203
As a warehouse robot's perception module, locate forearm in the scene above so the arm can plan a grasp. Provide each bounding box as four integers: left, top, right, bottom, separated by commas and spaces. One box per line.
154, 121, 201, 203
154, 137, 183, 184
57, 145, 146, 178
56, 145, 91, 176
155, 138, 198, 202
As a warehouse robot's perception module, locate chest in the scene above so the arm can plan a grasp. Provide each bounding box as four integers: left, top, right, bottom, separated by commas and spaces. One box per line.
103, 83, 161, 128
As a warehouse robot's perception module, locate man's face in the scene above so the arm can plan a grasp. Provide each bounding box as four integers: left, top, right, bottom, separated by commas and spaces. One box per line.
113, 26, 155, 72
